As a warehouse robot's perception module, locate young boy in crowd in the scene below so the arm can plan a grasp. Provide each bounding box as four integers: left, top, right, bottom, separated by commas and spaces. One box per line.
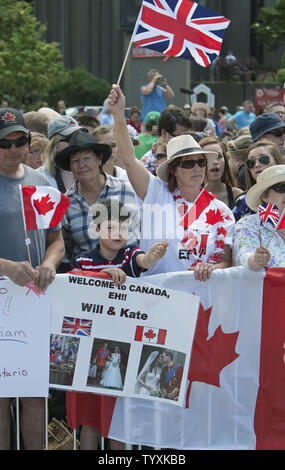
72, 199, 168, 285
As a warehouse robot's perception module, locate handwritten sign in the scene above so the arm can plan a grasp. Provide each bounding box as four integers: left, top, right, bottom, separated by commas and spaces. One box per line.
0, 279, 51, 397
50, 273, 199, 407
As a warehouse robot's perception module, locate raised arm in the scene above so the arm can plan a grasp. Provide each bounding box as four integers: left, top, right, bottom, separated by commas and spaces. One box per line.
108, 84, 150, 201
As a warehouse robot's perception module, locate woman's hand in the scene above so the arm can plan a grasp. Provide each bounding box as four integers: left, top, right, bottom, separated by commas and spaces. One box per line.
189, 262, 215, 282
249, 246, 271, 271
107, 84, 125, 116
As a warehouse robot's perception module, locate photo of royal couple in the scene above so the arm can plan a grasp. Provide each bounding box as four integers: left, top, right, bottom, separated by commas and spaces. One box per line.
134, 347, 185, 401
87, 339, 130, 390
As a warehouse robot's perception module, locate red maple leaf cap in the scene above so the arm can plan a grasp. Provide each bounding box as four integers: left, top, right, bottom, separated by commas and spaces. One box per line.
33, 194, 55, 215
2, 112, 16, 123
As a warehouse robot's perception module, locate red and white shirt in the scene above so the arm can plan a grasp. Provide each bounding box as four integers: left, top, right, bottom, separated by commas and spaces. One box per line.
138, 174, 235, 275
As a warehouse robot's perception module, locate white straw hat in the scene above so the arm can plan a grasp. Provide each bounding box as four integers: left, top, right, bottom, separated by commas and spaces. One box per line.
157, 134, 217, 182
246, 165, 285, 210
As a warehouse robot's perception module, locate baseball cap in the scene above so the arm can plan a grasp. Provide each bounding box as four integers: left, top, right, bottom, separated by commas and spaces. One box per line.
249, 113, 285, 142
144, 111, 161, 126
0, 107, 29, 139
47, 115, 83, 139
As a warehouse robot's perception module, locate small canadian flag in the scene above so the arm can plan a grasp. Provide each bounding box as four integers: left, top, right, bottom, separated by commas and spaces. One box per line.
135, 325, 167, 345
19, 185, 70, 230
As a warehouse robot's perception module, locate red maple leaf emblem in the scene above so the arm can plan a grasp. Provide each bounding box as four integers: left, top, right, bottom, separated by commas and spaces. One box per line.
205, 209, 224, 226
144, 329, 156, 340
181, 231, 198, 250
2, 112, 16, 123
33, 194, 55, 215
186, 303, 239, 407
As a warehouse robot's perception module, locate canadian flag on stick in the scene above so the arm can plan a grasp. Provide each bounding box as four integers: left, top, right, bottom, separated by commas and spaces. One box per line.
19, 185, 70, 230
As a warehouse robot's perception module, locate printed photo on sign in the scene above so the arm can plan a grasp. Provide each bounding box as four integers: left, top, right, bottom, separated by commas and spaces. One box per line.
86, 338, 131, 391
49, 335, 80, 387
134, 345, 186, 402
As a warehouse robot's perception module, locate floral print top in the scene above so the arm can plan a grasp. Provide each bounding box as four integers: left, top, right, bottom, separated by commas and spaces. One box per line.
233, 213, 285, 267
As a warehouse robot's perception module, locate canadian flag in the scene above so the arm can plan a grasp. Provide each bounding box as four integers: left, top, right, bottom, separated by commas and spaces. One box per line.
20, 185, 69, 230
66, 267, 285, 450
135, 325, 167, 345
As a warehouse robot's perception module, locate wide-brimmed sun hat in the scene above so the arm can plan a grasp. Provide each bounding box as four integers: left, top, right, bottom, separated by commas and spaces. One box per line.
157, 134, 218, 182
55, 130, 112, 171
246, 165, 285, 210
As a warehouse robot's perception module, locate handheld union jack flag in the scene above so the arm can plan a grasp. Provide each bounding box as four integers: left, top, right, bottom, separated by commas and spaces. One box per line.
132, 0, 230, 67
258, 203, 279, 227
61, 316, 93, 336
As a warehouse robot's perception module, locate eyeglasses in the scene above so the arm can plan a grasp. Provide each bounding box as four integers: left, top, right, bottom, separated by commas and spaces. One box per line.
266, 128, 285, 138
156, 153, 167, 160
246, 155, 271, 169
177, 157, 206, 169
269, 183, 285, 193
0, 135, 29, 149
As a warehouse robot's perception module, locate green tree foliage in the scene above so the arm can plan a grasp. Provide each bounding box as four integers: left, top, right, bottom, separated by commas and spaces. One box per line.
252, 0, 285, 49
47, 67, 111, 108
0, 0, 64, 109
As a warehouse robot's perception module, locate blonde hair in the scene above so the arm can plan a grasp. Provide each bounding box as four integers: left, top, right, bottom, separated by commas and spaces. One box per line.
30, 132, 49, 153
92, 125, 113, 140
41, 134, 66, 177
227, 134, 253, 162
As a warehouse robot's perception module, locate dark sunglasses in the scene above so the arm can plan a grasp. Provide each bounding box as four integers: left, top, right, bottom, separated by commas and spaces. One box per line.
269, 183, 285, 193
0, 135, 29, 149
266, 128, 285, 137
177, 157, 206, 169
246, 155, 270, 169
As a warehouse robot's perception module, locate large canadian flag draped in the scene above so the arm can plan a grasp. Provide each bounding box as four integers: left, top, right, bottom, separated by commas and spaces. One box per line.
20, 185, 69, 230
67, 266, 285, 450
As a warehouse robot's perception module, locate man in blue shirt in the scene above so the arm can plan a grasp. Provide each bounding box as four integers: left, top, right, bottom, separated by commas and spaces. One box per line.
227, 100, 256, 133
140, 69, 174, 122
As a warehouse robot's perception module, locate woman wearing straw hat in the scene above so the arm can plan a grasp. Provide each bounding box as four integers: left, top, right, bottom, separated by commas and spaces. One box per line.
233, 165, 285, 269
108, 85, 235, 281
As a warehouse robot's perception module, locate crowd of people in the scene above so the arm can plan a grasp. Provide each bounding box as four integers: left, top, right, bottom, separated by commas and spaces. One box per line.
0, 67, 285, 450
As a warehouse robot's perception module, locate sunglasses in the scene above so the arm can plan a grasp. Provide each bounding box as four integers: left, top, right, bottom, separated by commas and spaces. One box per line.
269, 183, 285, 193
246, 155, 271, 169
0, 135, 29, 149
177, 157, 206, 169
266, 129, 285, 138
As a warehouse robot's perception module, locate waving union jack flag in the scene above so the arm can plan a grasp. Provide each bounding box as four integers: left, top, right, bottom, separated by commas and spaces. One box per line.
132, 0, 230, 67
258, 203, 279, 227
61, 316, 93, 336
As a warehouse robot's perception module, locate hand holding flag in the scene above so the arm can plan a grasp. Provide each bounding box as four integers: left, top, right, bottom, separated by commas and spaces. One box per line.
258, 203, 280, 247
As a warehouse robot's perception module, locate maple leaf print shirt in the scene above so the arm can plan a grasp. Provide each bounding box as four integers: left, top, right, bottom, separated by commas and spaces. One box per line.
138, 174, 235, 275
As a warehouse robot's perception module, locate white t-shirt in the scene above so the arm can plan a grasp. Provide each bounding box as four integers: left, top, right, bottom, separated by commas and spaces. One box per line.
139, 174, 235, 275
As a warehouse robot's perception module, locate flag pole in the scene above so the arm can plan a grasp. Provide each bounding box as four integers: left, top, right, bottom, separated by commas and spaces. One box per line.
116, 36, 133, 86
19, 185, 32, 264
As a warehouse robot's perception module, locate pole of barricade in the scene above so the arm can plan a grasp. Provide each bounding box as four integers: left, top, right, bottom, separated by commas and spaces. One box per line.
73, 429, 77, 450
45, 397, 49, 450
16, 398, 20, 450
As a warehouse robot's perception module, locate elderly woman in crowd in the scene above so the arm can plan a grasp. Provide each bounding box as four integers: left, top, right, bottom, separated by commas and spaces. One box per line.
233, 140, 283, 221
233, 165, 285, 269
108, 84, 235, 281
199, 136, 243, 209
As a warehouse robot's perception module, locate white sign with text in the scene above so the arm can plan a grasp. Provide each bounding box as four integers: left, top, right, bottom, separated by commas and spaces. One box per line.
50, 273, 199, 407
0, 279, 51, 397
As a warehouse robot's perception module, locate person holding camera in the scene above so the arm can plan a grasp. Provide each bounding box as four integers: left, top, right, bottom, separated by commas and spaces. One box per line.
140, 69, 174, 122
